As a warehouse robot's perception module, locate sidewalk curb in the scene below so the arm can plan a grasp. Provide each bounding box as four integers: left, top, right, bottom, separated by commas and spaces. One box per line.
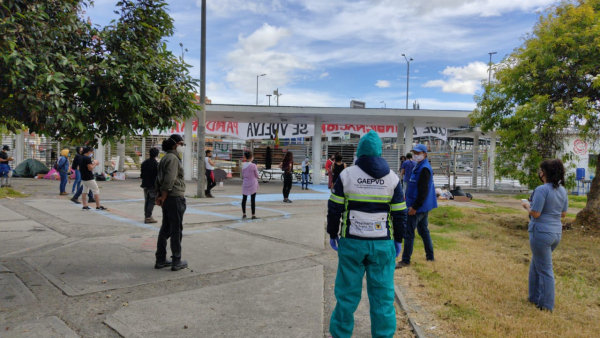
395, 283, 428, 338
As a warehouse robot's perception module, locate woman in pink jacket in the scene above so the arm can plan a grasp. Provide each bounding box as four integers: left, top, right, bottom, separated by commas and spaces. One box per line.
242, 151, 260, 219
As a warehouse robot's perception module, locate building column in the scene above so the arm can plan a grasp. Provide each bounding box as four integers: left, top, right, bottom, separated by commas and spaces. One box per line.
472, 134, 479, 187
405, 119, 414, 150
488, 132, 497, 191
184, 118, 193, 181
141, 137, 146, 161
397, 122, 405, 153
94, 140, 105, 175
14, 132, 24, 167
313, 116, 323, 185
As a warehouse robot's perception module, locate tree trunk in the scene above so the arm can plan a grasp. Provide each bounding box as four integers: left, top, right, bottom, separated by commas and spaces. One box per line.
574, 153, 600, 228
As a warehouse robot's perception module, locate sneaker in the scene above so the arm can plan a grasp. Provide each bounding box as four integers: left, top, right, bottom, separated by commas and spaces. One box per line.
171, 260, 188, 271
154, 260, 173, 269
60, 192, 68, 195
71, 197, 81, 204
284, 199, 292, 203
395, 261, 410, 269
96, 206, 108, 211
252, 216, 259, 220
145, 217, 158, 224
82, 206, 91, 210
207, 193, 215, 198
242, 215, 247, 219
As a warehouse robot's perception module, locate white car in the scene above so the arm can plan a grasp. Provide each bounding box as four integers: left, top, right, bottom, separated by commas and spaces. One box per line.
464, 166, 473, 172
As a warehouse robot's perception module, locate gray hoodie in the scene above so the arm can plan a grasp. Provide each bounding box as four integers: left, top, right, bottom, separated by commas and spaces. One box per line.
155, 150, 186, 197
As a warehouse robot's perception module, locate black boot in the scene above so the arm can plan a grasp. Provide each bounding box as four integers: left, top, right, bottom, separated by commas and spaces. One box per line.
171, 260, 188, 271
154, 259, 172, 269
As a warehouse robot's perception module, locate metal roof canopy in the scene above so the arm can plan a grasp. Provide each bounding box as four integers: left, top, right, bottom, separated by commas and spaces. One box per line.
203, 104, 472, 128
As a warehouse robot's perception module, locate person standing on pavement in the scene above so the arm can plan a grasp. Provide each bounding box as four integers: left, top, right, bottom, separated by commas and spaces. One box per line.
241, 151, 260, 219
279, 151, 294, 203
399, 153, 416, 195
141, 147, 159, 224
0, 145, 13, 188
522, 159, 568, 312
57, 149, 71, 196
71, 147, 95, 204
331, 153, 346, 188
71, 147, 83, 194
80, 147, 107, 211
205, 150, 216, 198
326, 154, 335, 189
327, 130, 407, 338
154, 134, 188, 271
301, 157, 311, 190
397, 144, 438, 268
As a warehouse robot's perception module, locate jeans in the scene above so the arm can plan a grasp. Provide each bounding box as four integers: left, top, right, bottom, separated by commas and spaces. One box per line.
242, 193, 256, 215
529, 229, 561, 311
205, 170, 216, 193
301, 173, 310, 188
59, 172, 68, 193
72, 169, 82, 193
73, 181, 95, 201
401, 212, 434, 264
283, 172, 292, 199
144, 188, 157, 218
156, 196, 186, 262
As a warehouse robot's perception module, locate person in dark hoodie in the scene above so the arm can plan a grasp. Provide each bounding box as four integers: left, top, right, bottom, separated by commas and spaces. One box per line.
154, 135, 188, 271
327, 130, 407, 338
141, 147, 159, 224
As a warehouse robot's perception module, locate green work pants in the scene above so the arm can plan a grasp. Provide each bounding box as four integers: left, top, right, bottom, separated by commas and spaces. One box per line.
330, 237, 396, 338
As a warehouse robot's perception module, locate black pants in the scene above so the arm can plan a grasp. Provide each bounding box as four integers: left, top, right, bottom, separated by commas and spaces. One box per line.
155, 196, 186, 262
242, 193, 256, 215
283, 172, 292, 199
205, 169, 216, 193
143, 188, 157, 218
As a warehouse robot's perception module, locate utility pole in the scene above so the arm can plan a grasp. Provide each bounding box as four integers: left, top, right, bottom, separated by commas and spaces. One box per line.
488, 52, 497, 84
197, 0, 207, 198
402, 54, 413, 109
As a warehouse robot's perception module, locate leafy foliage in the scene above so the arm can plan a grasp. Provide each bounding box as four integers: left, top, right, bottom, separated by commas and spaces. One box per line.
0, 0, 199, 144
471, 0, 600, 190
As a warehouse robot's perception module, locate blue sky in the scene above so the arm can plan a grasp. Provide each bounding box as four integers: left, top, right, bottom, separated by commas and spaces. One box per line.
87, 0, 556, 110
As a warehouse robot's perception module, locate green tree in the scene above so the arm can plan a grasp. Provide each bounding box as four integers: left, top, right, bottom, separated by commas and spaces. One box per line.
0, 0, 198, 144
471, 0, 600, 227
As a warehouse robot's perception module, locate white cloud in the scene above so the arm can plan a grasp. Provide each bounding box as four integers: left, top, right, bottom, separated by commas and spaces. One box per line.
375, 80, 391, 88
224, 24, 314, 94
414, 70, 420, 73
320, 72, 329, 79
201, 0, 282, 17
422, 62, 489, 95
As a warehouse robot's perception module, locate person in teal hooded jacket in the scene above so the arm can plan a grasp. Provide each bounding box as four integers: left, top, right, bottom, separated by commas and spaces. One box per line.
327, 130, 407, 338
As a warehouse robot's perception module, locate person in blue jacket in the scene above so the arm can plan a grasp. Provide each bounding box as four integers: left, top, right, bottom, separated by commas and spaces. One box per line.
397, 143, 438, 268
327, 130, 407, 338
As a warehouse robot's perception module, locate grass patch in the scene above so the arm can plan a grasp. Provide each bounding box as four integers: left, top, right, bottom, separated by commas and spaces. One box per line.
0, 188, 27, 199
513, 192, 588, 209
472, 198, 496, 205
395, 204, 600, 338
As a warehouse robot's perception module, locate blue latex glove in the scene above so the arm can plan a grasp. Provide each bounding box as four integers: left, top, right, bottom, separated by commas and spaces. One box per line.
394, 241, 402, 258
330, 237, 339, 251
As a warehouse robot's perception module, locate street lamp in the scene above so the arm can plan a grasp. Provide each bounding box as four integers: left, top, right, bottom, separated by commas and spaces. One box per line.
488, 52, 497, 84
402, 54, 413, 110
380, 101, 386, 108
256, 74, 266, 105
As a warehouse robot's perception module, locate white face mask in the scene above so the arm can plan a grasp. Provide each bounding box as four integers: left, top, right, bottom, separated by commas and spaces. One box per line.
177, 145, 185, 154
413, 154, 425, 162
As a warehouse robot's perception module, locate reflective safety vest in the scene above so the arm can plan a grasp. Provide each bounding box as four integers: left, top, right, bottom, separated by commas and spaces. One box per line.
329, 166, 406, 240
405, 159, 438, 213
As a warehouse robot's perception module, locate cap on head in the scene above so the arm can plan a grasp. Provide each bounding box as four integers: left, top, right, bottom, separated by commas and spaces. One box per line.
356, 130, 382, 158
2, 145, 9, 151
170, 134, 184, 144
412, 144, 428, 153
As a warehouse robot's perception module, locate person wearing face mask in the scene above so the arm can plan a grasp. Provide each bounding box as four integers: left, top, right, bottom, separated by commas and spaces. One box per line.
397, 144, 437, 269
205, 150, 216, 198
521, 159, 568, 312
154, 134, 188, 271
301, 157, 311, 190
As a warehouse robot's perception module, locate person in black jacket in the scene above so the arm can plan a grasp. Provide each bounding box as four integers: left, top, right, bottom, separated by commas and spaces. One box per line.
141, 147, 159, 224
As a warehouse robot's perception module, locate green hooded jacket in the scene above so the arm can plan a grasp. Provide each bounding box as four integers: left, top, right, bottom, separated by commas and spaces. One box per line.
155, 150, 186, 197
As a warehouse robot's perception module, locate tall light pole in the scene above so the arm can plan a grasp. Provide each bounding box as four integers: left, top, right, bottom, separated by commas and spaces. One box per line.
488, 52, 497, 84
197, 0, 207, 198
402, 54, 413, 109
256, 74, 266, 105
380, 101, 386, 108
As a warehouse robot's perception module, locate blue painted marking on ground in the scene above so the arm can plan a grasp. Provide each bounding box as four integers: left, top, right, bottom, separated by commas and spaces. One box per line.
102, 199, 145, 203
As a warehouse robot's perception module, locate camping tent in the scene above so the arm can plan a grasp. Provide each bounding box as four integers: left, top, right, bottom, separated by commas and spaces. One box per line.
13, 159, 49, 177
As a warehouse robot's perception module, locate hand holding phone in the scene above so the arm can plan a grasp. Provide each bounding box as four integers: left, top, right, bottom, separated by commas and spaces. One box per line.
521, 199, 530, 205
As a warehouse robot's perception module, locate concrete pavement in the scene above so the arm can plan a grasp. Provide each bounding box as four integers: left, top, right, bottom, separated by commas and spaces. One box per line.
0, 177, 414, 337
